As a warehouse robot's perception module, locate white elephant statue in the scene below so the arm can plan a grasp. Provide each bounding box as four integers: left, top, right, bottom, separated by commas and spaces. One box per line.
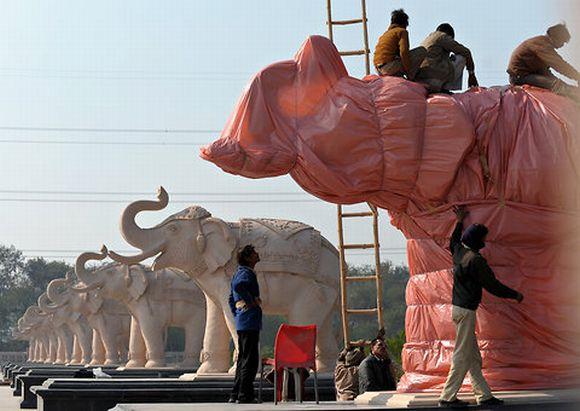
15, 316, 43, 363
20, 305, 58, 363
72, 248, 206, 369
37, 293, 74, 364
109, 187, 340, 373
43, 272, 131, 366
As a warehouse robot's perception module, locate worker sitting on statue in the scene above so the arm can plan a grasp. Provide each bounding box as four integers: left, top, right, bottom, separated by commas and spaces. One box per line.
508, 23, 580, 101
373, 9, 426, 81
358, 335, 397, 395
415, 23, 479, 94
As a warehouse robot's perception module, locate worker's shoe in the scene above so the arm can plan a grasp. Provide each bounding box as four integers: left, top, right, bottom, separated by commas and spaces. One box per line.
479, 396, 504, 406
438, 398, 469, 408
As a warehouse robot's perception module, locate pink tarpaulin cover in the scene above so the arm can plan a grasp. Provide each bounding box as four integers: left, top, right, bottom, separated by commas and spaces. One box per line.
201, 35, 580, 391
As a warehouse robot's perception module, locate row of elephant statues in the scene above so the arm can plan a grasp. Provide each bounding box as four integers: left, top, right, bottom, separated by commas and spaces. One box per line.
13, 187, 341, 372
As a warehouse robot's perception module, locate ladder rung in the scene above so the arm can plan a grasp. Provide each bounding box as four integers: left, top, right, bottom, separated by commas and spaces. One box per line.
340, 211, 374, 218
345, 276, 377, 282
339, 49, 369, 56
346, 308, 378, 315
343, 243, 375, 250
328, 18, 366, 25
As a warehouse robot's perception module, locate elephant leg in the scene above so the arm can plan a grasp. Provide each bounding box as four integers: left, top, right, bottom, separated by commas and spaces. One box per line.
78, 325, 93, 364
126, 317, 147, 368
100, 330, 120, 366
50, 335, 59, 363
181, 310, 205, 368
55, 331, 66, 364
70, 335, 82, 364
65, 330, 74, 363
196, 296, 233, 374
135, 320, 165, 368
287, 286, 339, 373
90, 330, 106, 365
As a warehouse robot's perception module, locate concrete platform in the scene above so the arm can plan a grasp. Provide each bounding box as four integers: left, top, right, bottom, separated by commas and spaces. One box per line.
111, 390, 580, 411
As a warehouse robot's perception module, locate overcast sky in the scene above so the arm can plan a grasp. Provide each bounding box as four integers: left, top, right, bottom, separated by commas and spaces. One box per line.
0, 0, 576, 266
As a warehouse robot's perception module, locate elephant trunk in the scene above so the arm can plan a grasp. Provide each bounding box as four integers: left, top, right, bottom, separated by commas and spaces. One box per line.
47, 278, 69, 305
119, 186, 168, 250
38, 293, 58, 313
75, 246, 108, 287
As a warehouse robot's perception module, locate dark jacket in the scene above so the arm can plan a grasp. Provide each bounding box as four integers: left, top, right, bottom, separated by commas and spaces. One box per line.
229, 265, 262, 331
358, 355, 397, 394
450, 222, 519, 310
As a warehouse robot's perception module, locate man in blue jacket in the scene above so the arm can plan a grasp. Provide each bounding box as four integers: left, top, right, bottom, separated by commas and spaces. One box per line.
229, 245, 262, 404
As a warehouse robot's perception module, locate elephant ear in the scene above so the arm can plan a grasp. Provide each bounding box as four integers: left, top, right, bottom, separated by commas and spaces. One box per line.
200, 217, 237, 274
125, 265, 148, 301
87, 292, 104, 314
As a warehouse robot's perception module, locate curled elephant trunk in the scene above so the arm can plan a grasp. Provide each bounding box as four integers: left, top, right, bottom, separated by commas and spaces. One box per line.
46, 278, 69, 306
37, 293, 64, 313
119, 186, 168, 250
75, 246, 107, 288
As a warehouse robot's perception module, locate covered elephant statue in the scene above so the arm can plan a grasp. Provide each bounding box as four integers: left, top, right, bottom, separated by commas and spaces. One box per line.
108, 187, 340, 373
73, 247, 206, 369
199, 35, 580, 391
44, 272, 131, 366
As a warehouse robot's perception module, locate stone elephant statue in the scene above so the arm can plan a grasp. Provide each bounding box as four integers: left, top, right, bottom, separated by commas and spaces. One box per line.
109, 187, 340, 373
43, 272, 131, 366
20, 305, 58, 363
13, 307, 48, 363
42, 275, 93, 365
72, 248, 206, 369
37, 293, 74, 364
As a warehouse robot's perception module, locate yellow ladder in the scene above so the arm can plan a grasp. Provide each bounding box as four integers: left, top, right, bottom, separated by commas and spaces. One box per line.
326, 0, 383, 347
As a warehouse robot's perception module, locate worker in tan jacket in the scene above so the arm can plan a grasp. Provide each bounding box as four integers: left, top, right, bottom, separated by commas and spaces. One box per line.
416, 23, 479, 93
508, 24, 579, 101
373, 9, 426, 80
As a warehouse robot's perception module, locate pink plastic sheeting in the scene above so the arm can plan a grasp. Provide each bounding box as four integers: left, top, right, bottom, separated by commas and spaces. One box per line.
201, 35, 580, 392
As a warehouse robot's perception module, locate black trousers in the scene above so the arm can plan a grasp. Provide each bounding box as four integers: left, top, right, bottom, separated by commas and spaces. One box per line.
231, 330, 260, 401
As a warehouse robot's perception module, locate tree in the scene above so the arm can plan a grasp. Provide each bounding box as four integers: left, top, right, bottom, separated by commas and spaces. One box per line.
0, 246, 72, 350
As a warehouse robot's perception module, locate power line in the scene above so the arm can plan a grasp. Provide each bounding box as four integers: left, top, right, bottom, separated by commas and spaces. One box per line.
0, 190, 307, 196
0, 140, 208, 146
0, 198, 321, 204
21, 247, 406, 253
0, 126, 219, 133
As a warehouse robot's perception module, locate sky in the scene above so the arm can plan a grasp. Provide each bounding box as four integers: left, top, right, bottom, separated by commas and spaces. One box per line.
0, 0, 576, 267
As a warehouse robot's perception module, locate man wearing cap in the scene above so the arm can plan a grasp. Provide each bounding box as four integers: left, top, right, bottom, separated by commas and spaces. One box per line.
229, 245, 262, 404
508, 23, 580, 101
439, 206, 524, 408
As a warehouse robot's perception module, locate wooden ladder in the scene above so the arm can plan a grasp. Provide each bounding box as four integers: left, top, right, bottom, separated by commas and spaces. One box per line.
326, 0, 383, 347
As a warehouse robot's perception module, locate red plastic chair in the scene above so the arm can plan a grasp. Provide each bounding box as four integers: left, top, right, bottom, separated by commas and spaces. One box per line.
259, 324, 319, 404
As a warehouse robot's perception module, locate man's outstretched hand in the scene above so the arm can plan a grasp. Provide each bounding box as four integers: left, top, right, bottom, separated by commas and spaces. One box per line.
453, 205, 468, 222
